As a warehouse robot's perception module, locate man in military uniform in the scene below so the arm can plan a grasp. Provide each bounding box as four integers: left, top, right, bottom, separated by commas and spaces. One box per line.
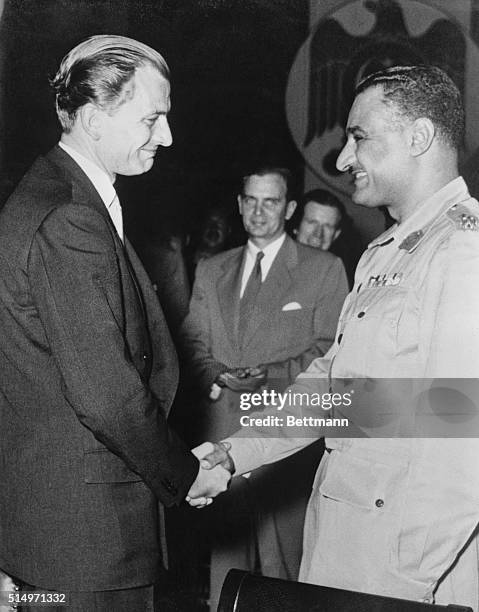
193, 65, 479, 610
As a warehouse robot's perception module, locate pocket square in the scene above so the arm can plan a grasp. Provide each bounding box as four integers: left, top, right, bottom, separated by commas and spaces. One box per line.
282, 301, 302, 311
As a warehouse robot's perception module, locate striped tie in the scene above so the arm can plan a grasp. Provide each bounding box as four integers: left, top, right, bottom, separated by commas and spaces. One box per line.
239, 251, 264, 345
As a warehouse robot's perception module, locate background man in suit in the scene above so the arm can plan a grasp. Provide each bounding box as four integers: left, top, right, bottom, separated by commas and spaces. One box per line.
181, 165, 348, 608
196, 66, 479, 610
0, 35, 229, 612
290, 188, 363, 287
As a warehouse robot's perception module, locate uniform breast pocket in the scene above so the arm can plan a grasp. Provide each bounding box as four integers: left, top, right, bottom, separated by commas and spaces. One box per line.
319, 450, 403, 512
335, 286, 410, 373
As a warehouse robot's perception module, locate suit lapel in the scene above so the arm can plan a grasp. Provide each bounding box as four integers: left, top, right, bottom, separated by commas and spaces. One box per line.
124, 239, 178, 416
47, 147, 178, 416
46, 146, 112, 224
217, 248, 245, 350
241, 236, 298, 349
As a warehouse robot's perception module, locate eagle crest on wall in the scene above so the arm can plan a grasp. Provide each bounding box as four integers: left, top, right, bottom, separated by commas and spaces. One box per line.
293, 0, 465, 187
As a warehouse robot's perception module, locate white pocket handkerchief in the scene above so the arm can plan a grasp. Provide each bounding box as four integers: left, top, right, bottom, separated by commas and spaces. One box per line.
282, 301, 302, 311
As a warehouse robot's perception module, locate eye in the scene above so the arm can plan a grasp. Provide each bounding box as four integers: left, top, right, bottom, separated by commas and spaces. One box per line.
263, 199, 278, 209
143, 117, 157, 128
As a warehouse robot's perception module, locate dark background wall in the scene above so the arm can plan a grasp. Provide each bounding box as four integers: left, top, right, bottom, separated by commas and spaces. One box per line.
0, 0, 309, 243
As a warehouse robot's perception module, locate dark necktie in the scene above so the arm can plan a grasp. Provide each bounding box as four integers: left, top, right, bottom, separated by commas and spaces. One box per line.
239, 251, 264, 345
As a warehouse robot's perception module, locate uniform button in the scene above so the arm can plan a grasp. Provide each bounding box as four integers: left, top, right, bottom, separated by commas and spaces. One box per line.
338, 333, 343, 344
143, 353, 148, 360
375, 498, 384, 508
357, 311, 365, 318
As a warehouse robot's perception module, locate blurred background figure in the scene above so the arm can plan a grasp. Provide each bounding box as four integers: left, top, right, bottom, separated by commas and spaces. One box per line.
289, 188, 363, 287
186, 205, 234, 283
137, 224, 191, 342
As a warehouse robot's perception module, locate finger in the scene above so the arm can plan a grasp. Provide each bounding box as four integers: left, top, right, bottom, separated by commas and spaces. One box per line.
194, 497, 213, 509
186, 495, 211, 507
200, 444, 228, 469
191, 441, 215, 459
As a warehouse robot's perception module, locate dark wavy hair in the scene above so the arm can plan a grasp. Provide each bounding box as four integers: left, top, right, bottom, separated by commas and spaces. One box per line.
356, 65, 465, 151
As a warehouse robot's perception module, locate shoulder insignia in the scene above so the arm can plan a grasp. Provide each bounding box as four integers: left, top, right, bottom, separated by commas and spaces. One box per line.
398, 230, 424, 251
447, 204, 479, 231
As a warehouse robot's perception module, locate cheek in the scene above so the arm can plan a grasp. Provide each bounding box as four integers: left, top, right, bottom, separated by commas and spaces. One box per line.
270, 212, 285, 226
126, 127, 150, 152
358, 142, 386, 167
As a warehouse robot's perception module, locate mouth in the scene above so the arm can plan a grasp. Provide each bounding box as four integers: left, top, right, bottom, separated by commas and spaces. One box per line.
351, 169, 367, 187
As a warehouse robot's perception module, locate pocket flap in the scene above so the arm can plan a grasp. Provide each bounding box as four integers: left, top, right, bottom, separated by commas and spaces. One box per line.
319, 451, 397, 510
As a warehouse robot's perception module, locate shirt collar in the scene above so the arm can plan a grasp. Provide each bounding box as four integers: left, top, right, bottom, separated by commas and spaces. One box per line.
367, 177, 469, 251
58, 141, 117, 208
246, 232, 286, 259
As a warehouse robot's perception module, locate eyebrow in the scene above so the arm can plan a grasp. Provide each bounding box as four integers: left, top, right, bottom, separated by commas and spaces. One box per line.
143, 104, 171, 120
346, 126, 367, 136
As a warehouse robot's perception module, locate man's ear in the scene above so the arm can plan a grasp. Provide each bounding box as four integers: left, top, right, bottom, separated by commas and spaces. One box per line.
333, 228, 342, 242
237, 194, 243, 215
285, 200, 297, 220
79, 103, 102, 140
410, 117, 435, 157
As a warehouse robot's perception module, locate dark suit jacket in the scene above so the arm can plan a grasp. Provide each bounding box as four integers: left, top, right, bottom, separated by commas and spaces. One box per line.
181, 235, 348, 440
0, 146, 198, 590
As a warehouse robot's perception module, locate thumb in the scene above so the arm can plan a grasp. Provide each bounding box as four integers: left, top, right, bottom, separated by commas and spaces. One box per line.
192, 441, 215, 460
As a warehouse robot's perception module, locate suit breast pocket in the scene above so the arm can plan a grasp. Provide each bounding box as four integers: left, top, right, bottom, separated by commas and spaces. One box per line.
92, 269, 124, 330
84, 449, 143, 483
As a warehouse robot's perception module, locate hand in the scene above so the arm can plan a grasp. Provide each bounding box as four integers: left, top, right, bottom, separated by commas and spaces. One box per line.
0, 569, 17, 611
209, 382, 223, 401
194, 441, 235, 474
218, 366, 267, 392
186, 443, 231, 508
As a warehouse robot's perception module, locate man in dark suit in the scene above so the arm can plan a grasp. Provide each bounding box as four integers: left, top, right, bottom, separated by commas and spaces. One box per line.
181, 166, 348, 608
0, 35, 229, 612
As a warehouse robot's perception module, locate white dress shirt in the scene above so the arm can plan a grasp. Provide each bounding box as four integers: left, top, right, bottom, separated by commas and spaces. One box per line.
240, 232, 286, 297
58, 141, 123, 242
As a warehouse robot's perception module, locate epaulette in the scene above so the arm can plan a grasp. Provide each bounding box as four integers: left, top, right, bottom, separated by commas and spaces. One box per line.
446, 203, 479, 231
398, 229, 424, 252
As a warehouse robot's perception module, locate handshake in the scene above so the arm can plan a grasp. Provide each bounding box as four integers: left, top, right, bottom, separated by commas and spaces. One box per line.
186, 441, 235, 508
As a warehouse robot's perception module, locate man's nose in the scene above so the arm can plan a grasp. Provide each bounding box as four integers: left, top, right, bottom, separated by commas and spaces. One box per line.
314, 224, 325, 238
253, 201, 264, 215
336, 139, 354, 173
152, 116, 173, 147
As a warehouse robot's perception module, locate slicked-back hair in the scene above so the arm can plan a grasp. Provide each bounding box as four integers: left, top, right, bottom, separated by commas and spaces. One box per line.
240, 166, 295, 202
356, 65, 465, 151
51, 35, 169, 132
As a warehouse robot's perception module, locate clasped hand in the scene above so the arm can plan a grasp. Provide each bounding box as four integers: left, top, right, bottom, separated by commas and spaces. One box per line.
218, 366, 267, 392
186, 441, 235, 508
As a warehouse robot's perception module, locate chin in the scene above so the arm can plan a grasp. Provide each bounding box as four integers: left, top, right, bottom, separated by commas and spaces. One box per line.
140, 159, 154, 173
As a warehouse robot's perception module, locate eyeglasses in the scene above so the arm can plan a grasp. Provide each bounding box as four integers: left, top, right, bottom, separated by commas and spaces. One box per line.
240, 195, 285, 212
